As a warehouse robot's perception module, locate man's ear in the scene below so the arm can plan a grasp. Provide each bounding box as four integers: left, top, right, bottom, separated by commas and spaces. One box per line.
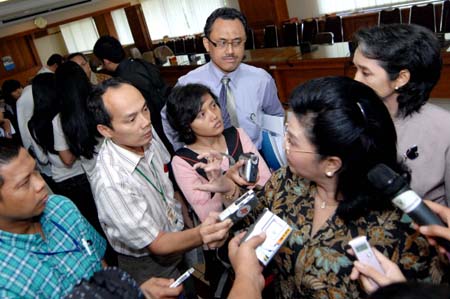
97, 124, 113, 139
203, 37, 210, 53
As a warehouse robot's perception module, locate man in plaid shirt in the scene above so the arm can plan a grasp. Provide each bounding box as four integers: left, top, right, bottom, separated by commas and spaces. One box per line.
0, 142, 105, 298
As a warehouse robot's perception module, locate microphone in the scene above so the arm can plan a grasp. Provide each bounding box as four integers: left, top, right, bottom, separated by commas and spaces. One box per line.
368, 163, 450, 252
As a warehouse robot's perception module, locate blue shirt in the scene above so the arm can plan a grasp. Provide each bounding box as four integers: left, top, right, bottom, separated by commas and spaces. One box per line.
161, 62, 285, 150
0, 195, 106, 299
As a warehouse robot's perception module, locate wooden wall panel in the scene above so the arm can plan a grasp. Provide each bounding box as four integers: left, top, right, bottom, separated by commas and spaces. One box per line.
94, 13, 118, 39
125, 4, 153, 52
238, 0, 289, 48
0, 35, 40, 86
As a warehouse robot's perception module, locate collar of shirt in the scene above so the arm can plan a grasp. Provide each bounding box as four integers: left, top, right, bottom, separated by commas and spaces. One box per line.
0, 229, 44, 251
208, 61, 241, 90
105, 138, 154, 176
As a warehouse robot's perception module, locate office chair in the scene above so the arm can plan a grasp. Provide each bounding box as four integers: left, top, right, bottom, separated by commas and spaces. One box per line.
264, 25, 279, 48
378, 8, 402, 25
301, 18, 318, 43
409, 3, 436, 32
282, 22, 299, 46
324, 15, 344, 42
313, 32, 334, 44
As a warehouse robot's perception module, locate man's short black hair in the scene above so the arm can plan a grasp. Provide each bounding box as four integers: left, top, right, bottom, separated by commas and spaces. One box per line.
88, 77, 131, 129
47, 54, 64, 67
0, 140, 21, 188
204, 7, 248, 38
93, 36, 126, 64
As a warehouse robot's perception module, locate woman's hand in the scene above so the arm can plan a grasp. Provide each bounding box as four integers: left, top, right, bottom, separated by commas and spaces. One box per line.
417, 200, 450, 254
193, 151, 237, 194
225, 159, 256, 187
194, 151, 224, 182
349, 247, 406, 294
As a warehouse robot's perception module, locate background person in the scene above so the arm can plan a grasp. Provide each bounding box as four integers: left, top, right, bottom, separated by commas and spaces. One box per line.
353, 23, 450, 206
161, 7, 284, 151
93, 35, 173, 154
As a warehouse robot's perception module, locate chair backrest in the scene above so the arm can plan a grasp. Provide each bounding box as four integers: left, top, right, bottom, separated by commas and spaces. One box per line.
142, 51, 156, 64
184, 37, 196, 53
441, 0, 450, 32
409, 3, 436, 32
282, 22, 299, 46
129, 47, 143, 59
313, 32, 334, 44
245, 28, 255, 49
166, 40, 176, 53
264, 25, 279, 48
378, 8, 402, 25
153, 45, 174, 65
195, 35, 206, 53
324, 15, 344, 42
301, 19, 318, 43
174, 39, 185, 55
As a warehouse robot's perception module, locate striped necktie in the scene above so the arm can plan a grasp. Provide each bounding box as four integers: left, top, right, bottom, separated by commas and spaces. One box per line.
221, 76, 239, 127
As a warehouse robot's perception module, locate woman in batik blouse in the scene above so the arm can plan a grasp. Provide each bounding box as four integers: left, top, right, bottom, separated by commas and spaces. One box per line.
197, 76, 448, 299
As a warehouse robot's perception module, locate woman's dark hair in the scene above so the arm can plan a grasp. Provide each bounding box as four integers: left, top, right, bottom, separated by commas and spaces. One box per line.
56, 61, 98, 159
1, 79, 21, 104
166, 84, 219, 144
28, 73, 59, 155
354, 24, 442, 118
369, 282, 450, 299
204, 7, 248, 38
289, 76, 409, 222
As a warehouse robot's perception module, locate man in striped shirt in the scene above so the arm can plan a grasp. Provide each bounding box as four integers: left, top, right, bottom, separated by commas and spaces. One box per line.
89, 78, 233, 286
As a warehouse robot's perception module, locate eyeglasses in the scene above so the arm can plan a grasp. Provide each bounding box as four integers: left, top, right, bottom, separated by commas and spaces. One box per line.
284, 124, 317, 155
206, 37, 245, 49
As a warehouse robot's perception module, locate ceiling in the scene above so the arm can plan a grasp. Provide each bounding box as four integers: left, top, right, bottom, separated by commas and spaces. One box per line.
0, 0, 96, 26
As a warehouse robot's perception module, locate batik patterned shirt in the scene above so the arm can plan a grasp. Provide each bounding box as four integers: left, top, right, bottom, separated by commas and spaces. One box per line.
255, 167, 448, 299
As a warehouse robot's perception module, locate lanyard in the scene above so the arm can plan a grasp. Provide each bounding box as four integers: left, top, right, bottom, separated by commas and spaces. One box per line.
136, 160, 167, 204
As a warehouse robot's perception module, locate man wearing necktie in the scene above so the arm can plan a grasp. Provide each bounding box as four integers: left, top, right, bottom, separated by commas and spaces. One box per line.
161, 7, 285, 151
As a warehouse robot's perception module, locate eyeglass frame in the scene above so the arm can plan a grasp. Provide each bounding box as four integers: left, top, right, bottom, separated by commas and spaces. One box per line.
283, 123, 317, 155
206, 36, 246, 49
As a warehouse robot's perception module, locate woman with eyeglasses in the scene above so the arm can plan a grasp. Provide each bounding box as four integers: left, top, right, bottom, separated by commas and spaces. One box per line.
353, 24, 450, 206
196, 76, 447, 299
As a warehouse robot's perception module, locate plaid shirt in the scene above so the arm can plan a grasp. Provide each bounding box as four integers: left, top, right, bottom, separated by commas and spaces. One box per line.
0, 195, 106, 299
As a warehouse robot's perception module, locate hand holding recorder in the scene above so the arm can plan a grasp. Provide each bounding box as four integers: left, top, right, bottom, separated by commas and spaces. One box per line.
349, 237, 405, 294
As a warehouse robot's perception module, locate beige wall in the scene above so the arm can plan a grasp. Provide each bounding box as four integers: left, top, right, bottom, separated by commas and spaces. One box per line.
33, 31, 69, 66
0, 0, 139, 38
286, 0, 320, 20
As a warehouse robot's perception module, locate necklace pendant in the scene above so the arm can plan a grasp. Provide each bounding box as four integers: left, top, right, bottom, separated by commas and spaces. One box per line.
321, 201, 326, 209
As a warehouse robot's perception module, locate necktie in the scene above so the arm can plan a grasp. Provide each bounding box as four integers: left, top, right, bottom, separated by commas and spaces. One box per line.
221, 76, 239, 127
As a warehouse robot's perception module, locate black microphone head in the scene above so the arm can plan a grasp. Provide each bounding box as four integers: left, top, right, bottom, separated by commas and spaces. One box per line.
367, 164, 408, 197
